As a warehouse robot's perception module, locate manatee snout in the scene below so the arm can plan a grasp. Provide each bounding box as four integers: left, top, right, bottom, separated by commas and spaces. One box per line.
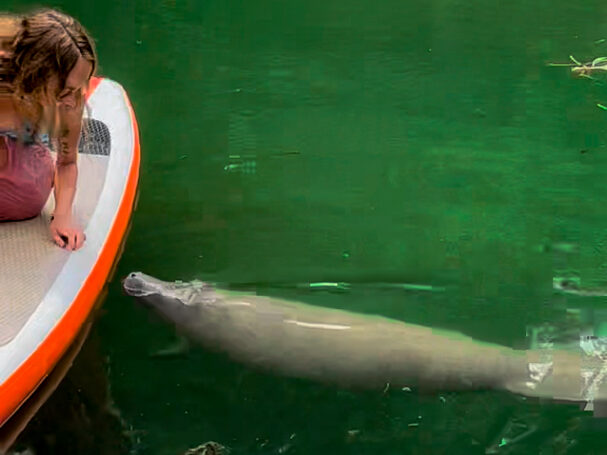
122, 272, 147, 297
122, 271, 168, 298
123, 271, 205, 329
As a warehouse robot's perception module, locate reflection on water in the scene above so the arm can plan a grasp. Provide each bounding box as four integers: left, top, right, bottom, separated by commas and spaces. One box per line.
12, 331, 132, 455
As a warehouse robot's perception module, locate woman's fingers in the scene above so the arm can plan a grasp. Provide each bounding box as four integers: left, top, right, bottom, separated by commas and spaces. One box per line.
67, 231, 76, 250
52, 232, 66, 248
51, 228, 86, 250
74, 231, 85, 250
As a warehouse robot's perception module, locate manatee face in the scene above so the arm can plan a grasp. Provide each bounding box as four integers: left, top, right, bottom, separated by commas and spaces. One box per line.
123, 272, 215, 327
123, 272, 170, 297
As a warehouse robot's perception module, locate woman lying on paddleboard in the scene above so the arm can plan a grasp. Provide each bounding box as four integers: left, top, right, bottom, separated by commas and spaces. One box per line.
0, 9, 96, 250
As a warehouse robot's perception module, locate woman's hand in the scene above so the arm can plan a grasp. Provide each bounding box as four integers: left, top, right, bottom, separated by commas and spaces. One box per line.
49, 213, 85, 250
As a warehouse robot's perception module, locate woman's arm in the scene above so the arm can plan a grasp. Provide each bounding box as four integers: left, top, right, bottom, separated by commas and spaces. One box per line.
50, 92, 85, 250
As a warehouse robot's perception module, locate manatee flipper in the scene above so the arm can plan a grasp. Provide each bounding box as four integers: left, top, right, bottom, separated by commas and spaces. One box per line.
149, 335, 190, 358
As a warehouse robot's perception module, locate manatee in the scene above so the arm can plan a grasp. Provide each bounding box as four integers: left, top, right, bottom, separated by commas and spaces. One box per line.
122, 272, 607, 409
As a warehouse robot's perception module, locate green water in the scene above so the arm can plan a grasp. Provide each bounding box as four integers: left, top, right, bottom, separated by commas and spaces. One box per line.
10, 0, 607, 453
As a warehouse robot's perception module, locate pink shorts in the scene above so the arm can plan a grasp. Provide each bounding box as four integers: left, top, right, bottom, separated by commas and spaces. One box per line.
0, 135, 55, 221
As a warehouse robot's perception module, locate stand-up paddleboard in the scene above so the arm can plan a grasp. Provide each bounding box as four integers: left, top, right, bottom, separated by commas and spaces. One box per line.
0, 77, 140, 449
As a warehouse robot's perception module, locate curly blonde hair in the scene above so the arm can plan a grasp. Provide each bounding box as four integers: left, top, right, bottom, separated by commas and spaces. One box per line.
0, 13, 18, 95
0, 9, 97, 137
